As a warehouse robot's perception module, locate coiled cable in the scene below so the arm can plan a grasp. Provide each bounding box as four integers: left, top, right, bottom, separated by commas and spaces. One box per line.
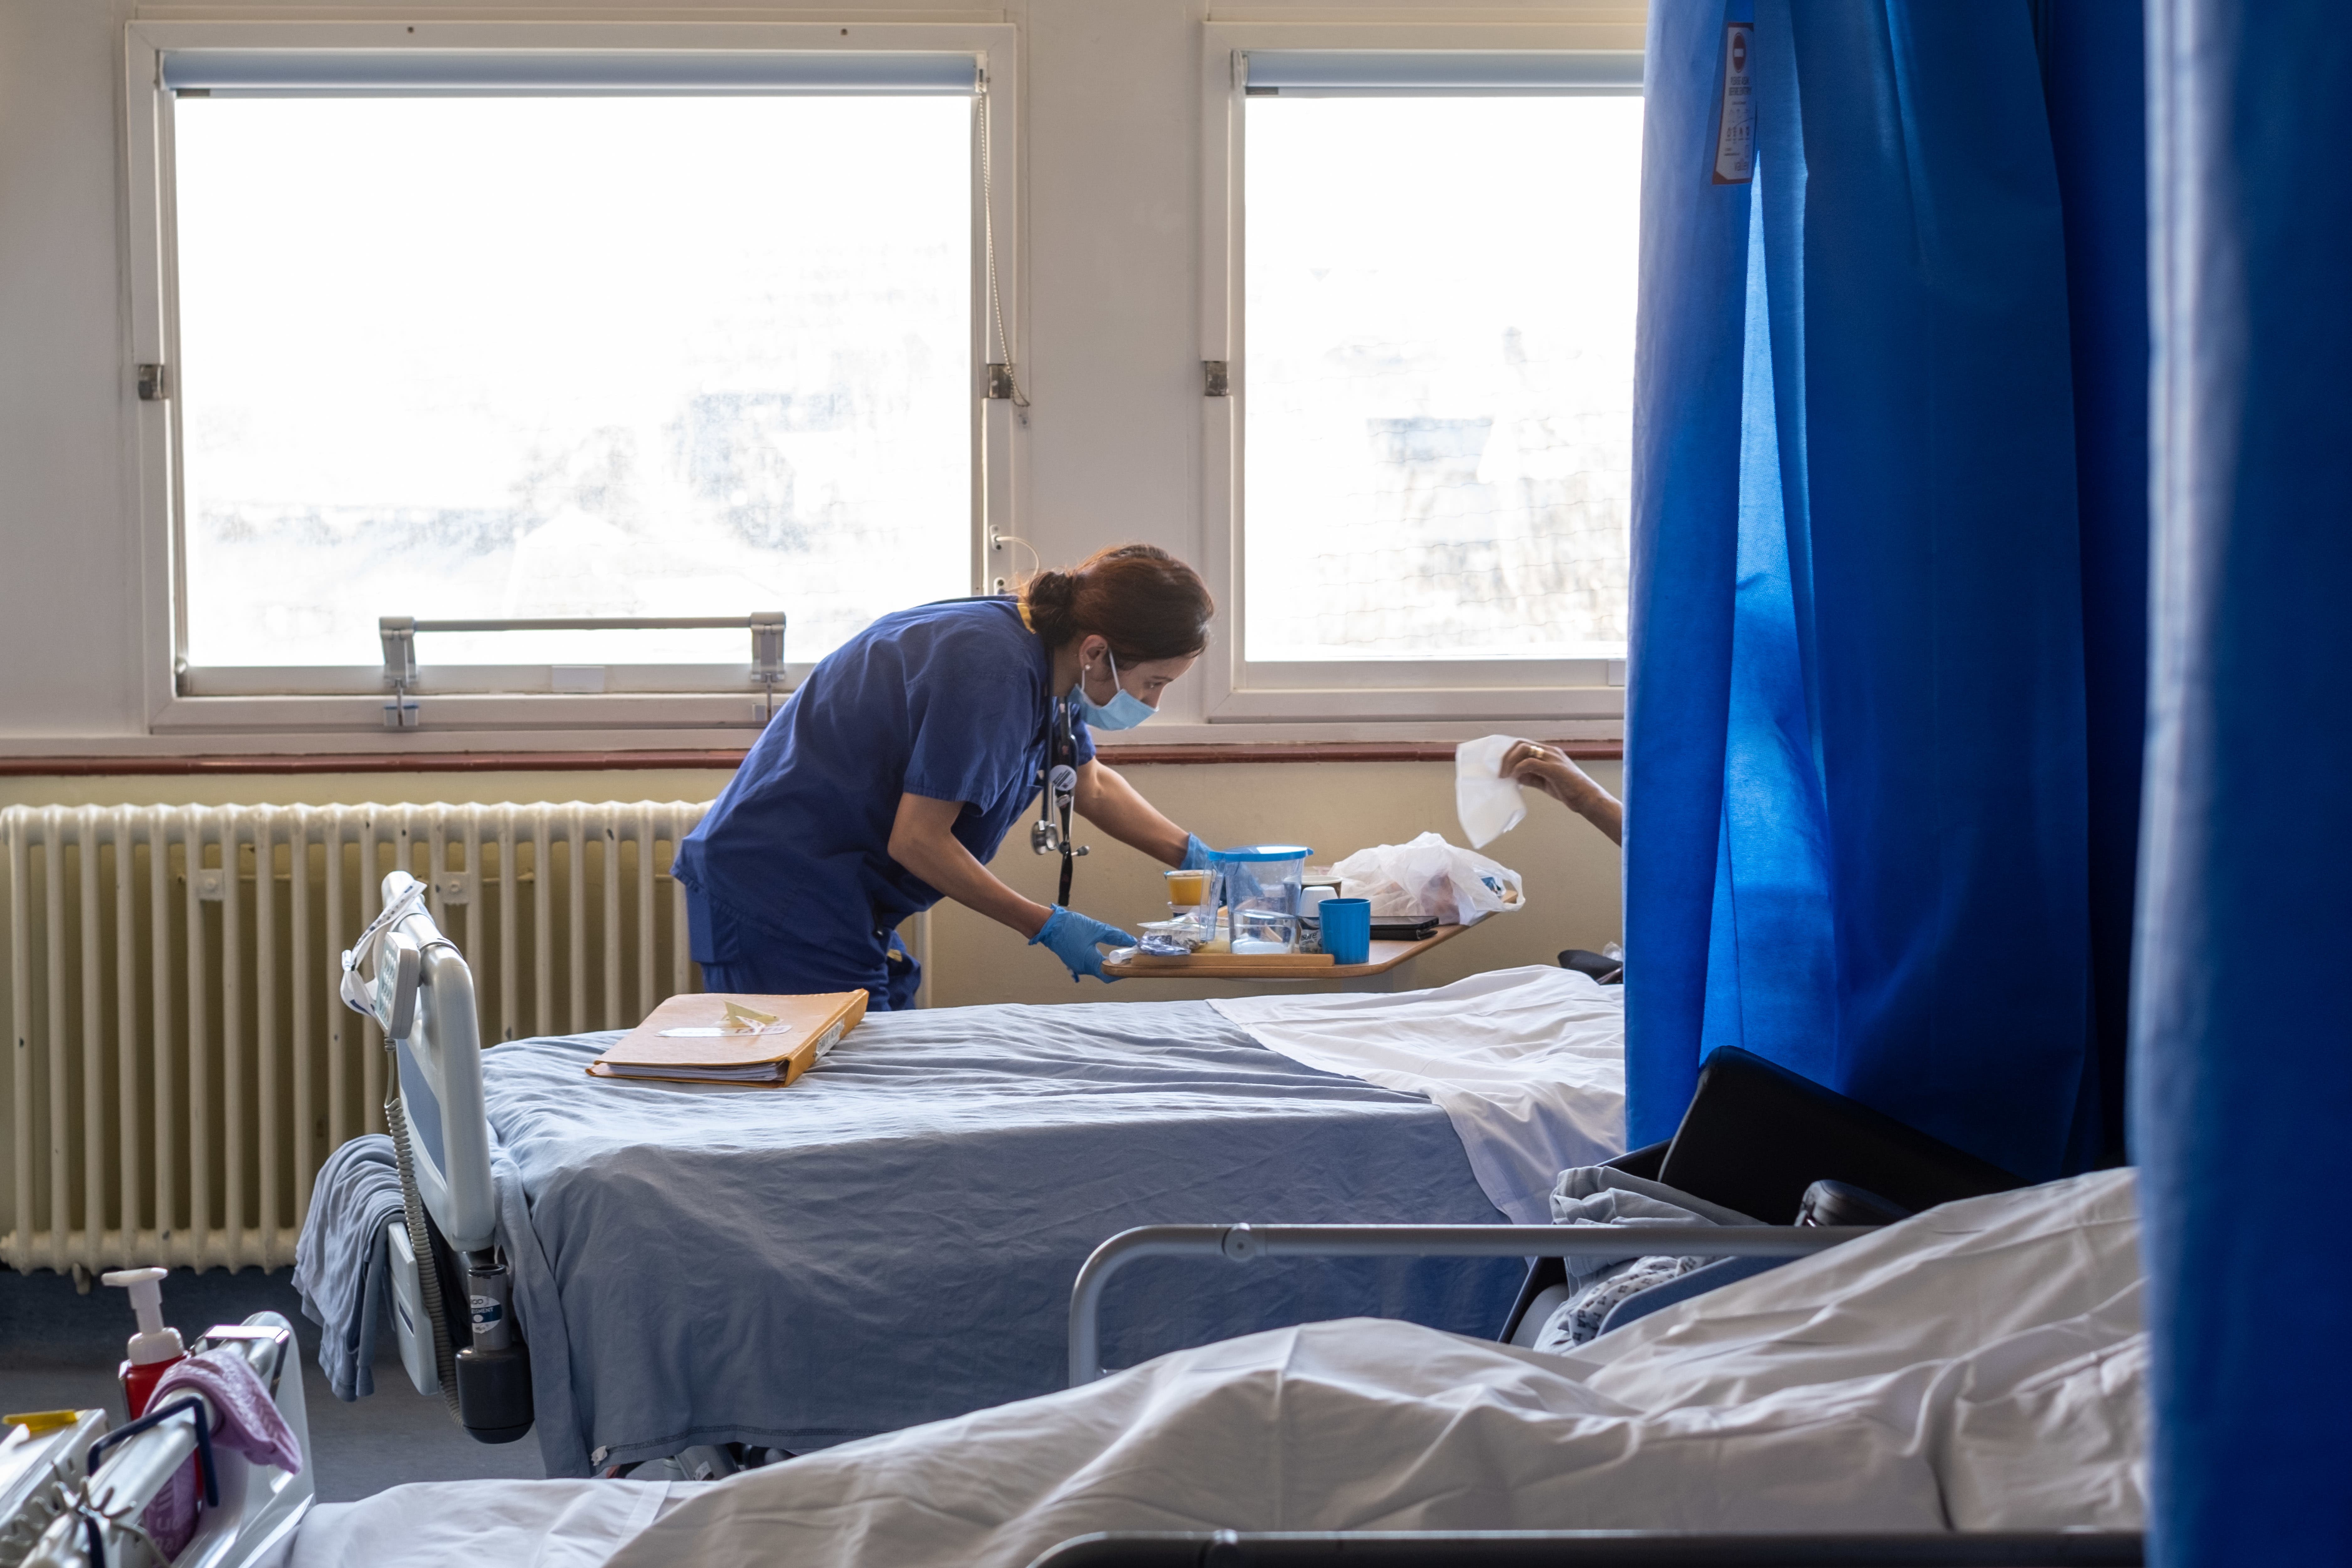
385, 1065, 464, 1422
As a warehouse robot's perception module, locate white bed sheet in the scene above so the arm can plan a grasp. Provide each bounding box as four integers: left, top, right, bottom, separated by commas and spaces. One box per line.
664, 1172, 2143, 1565
275, 1480, 704, 1568
1210, 965, 1626, 1221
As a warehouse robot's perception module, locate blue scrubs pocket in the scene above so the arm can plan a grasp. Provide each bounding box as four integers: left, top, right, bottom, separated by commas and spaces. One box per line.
883, 932, 922, 1011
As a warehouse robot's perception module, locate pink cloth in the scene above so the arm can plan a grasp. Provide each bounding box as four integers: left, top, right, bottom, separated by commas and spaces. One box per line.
139, 1346, 304, 1558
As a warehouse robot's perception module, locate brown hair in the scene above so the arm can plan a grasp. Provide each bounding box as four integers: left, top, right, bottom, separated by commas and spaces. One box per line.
1020, 544, 1214, 663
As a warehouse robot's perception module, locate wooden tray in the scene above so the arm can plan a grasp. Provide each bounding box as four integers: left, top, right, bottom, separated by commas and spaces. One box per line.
1108, 949, 1336, 976
1103, 926, 1466, 981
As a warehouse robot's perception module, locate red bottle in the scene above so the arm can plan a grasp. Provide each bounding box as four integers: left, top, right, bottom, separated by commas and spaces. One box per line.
102, 1267, 186, 1417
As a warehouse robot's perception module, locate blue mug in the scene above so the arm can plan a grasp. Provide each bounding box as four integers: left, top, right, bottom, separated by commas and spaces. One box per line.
1319, 898, 1372, 965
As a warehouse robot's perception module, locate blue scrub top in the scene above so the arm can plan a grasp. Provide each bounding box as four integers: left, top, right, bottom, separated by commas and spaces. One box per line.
676, 597, 1094, 993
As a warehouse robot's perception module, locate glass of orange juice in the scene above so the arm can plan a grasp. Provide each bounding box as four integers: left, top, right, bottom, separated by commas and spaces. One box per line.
1164, 866, 1212, 919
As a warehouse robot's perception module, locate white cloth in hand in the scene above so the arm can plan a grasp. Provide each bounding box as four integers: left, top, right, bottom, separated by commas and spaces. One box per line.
1454, 734, 1528, 848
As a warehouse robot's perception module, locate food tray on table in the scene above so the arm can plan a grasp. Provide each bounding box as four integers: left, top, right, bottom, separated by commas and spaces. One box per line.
1102, 926, 1466, 980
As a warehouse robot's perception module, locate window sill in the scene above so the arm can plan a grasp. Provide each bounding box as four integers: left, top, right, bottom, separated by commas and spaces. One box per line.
1204, 683, 1625, 723
0, 737, 1621, 778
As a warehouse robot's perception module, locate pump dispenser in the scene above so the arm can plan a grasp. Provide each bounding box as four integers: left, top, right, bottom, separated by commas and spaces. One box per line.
102, 1267, 185, 1417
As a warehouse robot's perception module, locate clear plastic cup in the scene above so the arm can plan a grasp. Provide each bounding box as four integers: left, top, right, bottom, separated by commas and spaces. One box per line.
1164, 866, 1213, 921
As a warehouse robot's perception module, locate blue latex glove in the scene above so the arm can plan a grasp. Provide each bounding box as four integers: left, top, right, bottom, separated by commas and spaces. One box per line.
1030, 906, 1139, 983
1180, 833, 1214, 872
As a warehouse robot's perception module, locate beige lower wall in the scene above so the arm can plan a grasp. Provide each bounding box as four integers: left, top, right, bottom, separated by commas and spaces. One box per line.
0, 761, 1622, 1010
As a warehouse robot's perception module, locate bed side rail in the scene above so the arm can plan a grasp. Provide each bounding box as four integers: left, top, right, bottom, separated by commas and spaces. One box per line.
1068, 1224, 1864, 1386
21, 1314, 313, 1568
1027, 1530, 2145, 1568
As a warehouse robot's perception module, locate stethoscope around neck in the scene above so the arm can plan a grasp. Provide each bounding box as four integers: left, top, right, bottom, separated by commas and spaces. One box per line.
1031, 695, 1089, 905
929, 591, 1087, 903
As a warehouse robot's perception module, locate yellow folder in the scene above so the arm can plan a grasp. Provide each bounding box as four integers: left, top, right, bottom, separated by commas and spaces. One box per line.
588, 991, 868, 1087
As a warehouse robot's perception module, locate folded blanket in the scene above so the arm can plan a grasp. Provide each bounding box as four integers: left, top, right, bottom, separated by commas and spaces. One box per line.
291, 1134, 405, 1400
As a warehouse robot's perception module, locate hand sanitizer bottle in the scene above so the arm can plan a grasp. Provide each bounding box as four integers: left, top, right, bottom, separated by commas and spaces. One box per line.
102, 1267, 185, 1417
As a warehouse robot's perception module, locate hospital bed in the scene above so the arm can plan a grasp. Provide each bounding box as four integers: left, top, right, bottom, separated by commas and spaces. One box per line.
321, 873, 1612, 1476
1026, 1057, 2122, 1568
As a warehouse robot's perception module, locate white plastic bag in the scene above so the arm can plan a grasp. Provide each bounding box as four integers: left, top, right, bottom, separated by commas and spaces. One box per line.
1330, 832, 1525, 926
1454, 734, 1528, 849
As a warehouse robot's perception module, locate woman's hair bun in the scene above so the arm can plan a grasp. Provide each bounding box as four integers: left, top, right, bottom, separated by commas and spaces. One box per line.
1020, 568, 1081, 645
1025, 568, 1077, 609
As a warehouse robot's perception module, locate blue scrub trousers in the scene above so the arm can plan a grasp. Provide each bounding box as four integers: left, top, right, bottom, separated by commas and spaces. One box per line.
687, 885, 924, 1012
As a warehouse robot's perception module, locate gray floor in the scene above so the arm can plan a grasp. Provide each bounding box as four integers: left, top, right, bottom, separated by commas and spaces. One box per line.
2, 1265, 545, 1502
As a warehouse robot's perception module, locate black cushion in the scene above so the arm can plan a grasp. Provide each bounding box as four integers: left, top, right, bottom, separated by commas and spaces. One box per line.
1603, 1138, 1670, 1181
1656, 1047, 2023, 1224
1558, 949, 1626, 984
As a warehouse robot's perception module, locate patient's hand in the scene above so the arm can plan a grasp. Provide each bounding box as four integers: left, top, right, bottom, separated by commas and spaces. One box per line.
1502, 740, 1585, 803
1502, 741, 1624, 846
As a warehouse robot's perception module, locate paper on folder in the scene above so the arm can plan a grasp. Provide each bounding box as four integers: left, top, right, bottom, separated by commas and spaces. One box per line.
659, 1001, 794, 1038
589, 991, 868, 1087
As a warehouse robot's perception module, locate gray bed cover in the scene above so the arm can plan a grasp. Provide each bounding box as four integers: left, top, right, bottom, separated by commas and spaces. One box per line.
485, 998, 1519, 1476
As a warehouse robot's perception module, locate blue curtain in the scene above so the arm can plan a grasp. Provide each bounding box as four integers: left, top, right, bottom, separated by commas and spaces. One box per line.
2139, 2, 2352, 1561
2046, 0, 2151, 1168
1626, 2, 2143, 1177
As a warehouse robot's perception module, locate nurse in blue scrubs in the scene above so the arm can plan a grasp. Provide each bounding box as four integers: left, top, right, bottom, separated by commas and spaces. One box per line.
674, 543, 1217, 1008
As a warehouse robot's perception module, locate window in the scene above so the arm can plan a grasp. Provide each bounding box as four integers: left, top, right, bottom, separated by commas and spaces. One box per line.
1205, 41, 1643, 721
126, 29, 1018, 729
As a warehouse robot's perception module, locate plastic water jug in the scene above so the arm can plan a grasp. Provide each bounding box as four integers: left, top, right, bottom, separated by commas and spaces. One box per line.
1210, 845, 1312, 954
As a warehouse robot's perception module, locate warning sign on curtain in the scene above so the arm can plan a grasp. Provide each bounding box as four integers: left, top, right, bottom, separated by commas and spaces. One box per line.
1712, 22, 1755, 185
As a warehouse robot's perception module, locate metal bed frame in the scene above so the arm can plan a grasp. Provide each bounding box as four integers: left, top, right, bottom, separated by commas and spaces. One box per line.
1069, 1222, 1868, 1385
1026, 1530, 2145, 1567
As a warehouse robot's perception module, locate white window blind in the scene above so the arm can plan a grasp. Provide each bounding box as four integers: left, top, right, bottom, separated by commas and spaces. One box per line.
159, 49, 979, 96
1241, 50, 1640, 96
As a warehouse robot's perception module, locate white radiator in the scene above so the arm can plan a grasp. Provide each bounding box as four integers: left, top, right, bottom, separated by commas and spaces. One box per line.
2, 800, 710, 1275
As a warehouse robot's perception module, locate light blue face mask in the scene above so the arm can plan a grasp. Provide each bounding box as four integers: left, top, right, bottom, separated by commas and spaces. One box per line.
1071, 647, 1157, 730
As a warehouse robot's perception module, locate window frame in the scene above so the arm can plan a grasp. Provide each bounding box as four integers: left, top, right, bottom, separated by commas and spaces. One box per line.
123, 19, 1021, 739
1197, 19, 1643, 725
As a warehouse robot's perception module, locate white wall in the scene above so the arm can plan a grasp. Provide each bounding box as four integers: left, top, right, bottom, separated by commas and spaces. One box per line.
0, 0, 144, 741
0, 0, 1640, 755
